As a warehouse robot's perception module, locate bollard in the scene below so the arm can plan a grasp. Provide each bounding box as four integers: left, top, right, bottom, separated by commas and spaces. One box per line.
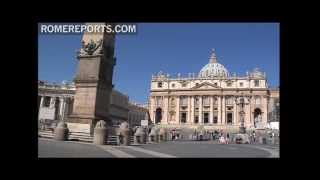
93, 120, 108, 145
158, 128, 167, 142
134, 127, 146, 144
119, 122, 130, 146
54, 121, 69, 141
148, 127, 158, 143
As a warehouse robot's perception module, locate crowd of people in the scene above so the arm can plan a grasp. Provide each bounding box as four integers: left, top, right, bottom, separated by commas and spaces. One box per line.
131, 126, 278, 145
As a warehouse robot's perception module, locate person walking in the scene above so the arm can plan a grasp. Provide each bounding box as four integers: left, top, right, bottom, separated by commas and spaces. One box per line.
226, 133, 230, 144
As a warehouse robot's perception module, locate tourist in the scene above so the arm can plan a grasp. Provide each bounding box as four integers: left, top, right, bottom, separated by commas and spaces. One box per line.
249, 133, 253, 144
219, 136, 226, 144
226, 133, 230, 144
253, 131, 256, 143
172, 130, 176, 140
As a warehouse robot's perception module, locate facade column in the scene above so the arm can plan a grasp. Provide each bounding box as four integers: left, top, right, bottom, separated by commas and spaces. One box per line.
150, 96, 155, 123
175, 96, 180, 124
210, 96, 214, 124
249, 96, 253, 127
262, 95, 268, 127
245, 97, 251, 128
190, 96, 194, 124
187, 96, 192, 124
234, 96, 238, 125
221, 95, 225, 125
217, 96, 221, 125
199, 96, 203, 124
163, 96, 169, 124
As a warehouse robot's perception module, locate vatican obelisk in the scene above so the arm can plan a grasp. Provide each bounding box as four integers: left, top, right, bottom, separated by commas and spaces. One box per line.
68, 23, 116, 136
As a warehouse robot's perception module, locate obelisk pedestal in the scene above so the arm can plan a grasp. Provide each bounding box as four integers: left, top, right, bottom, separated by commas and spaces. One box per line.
67, 23, 116, 135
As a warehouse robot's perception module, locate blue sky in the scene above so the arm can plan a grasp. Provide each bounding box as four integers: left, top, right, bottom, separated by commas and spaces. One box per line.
38, 23, 279, 104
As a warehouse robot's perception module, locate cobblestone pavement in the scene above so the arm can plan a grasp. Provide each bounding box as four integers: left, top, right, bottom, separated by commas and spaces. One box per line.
38, 138, 279, 158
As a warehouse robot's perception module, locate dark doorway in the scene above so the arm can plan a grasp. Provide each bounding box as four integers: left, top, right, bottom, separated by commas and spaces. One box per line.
203, 113, 209, 124
254, 108, 262, 127
181, 112, 187, 123
194, 116, 199, 123
155, 108, 162, 124
213, 115, 218, 124
227, 112, 233, 124
254, 108, 262, 118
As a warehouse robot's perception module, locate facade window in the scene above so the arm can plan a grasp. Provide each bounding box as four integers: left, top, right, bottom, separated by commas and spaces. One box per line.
158, 82, 163, 88
180, 112, 187, 123
255, 96, 261, 105
227, 82, 232, 87
156, 96, 162, 107
226, 96, 234, 105
203, 96, 210, 106
254, 80, 259, 87
171, 83, 175, 88
227, 113, 233, 124
182, 83, 186, 87
194, 116, 199, 123
43, 96, 51, 107
214, 82, 218, 86
196, 83, 199, 86
203, 113, 209, 124
240, 82, 243, 87
180, 96, 188, 106
213, 112, 218, 124
213, 97, 218, 105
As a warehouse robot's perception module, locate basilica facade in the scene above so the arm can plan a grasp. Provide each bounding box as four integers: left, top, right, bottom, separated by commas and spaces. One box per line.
149, 49, 279, 132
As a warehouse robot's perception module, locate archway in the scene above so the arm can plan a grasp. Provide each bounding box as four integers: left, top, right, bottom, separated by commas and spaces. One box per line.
155, 108, 162, 124
254, 108, 262, 128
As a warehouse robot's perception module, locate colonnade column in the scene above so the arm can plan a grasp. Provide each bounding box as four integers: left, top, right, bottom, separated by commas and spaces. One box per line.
59, 97, 65, 121
39, 96, 44, 108
49, 96, 55, 108
38, 96, 44, 120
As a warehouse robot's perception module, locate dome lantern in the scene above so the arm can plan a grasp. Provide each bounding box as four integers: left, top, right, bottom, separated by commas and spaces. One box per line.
198, 49, 229, 78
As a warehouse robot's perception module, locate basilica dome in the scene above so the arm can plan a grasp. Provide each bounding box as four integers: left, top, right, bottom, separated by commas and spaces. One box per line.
198, 49, 229, 78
